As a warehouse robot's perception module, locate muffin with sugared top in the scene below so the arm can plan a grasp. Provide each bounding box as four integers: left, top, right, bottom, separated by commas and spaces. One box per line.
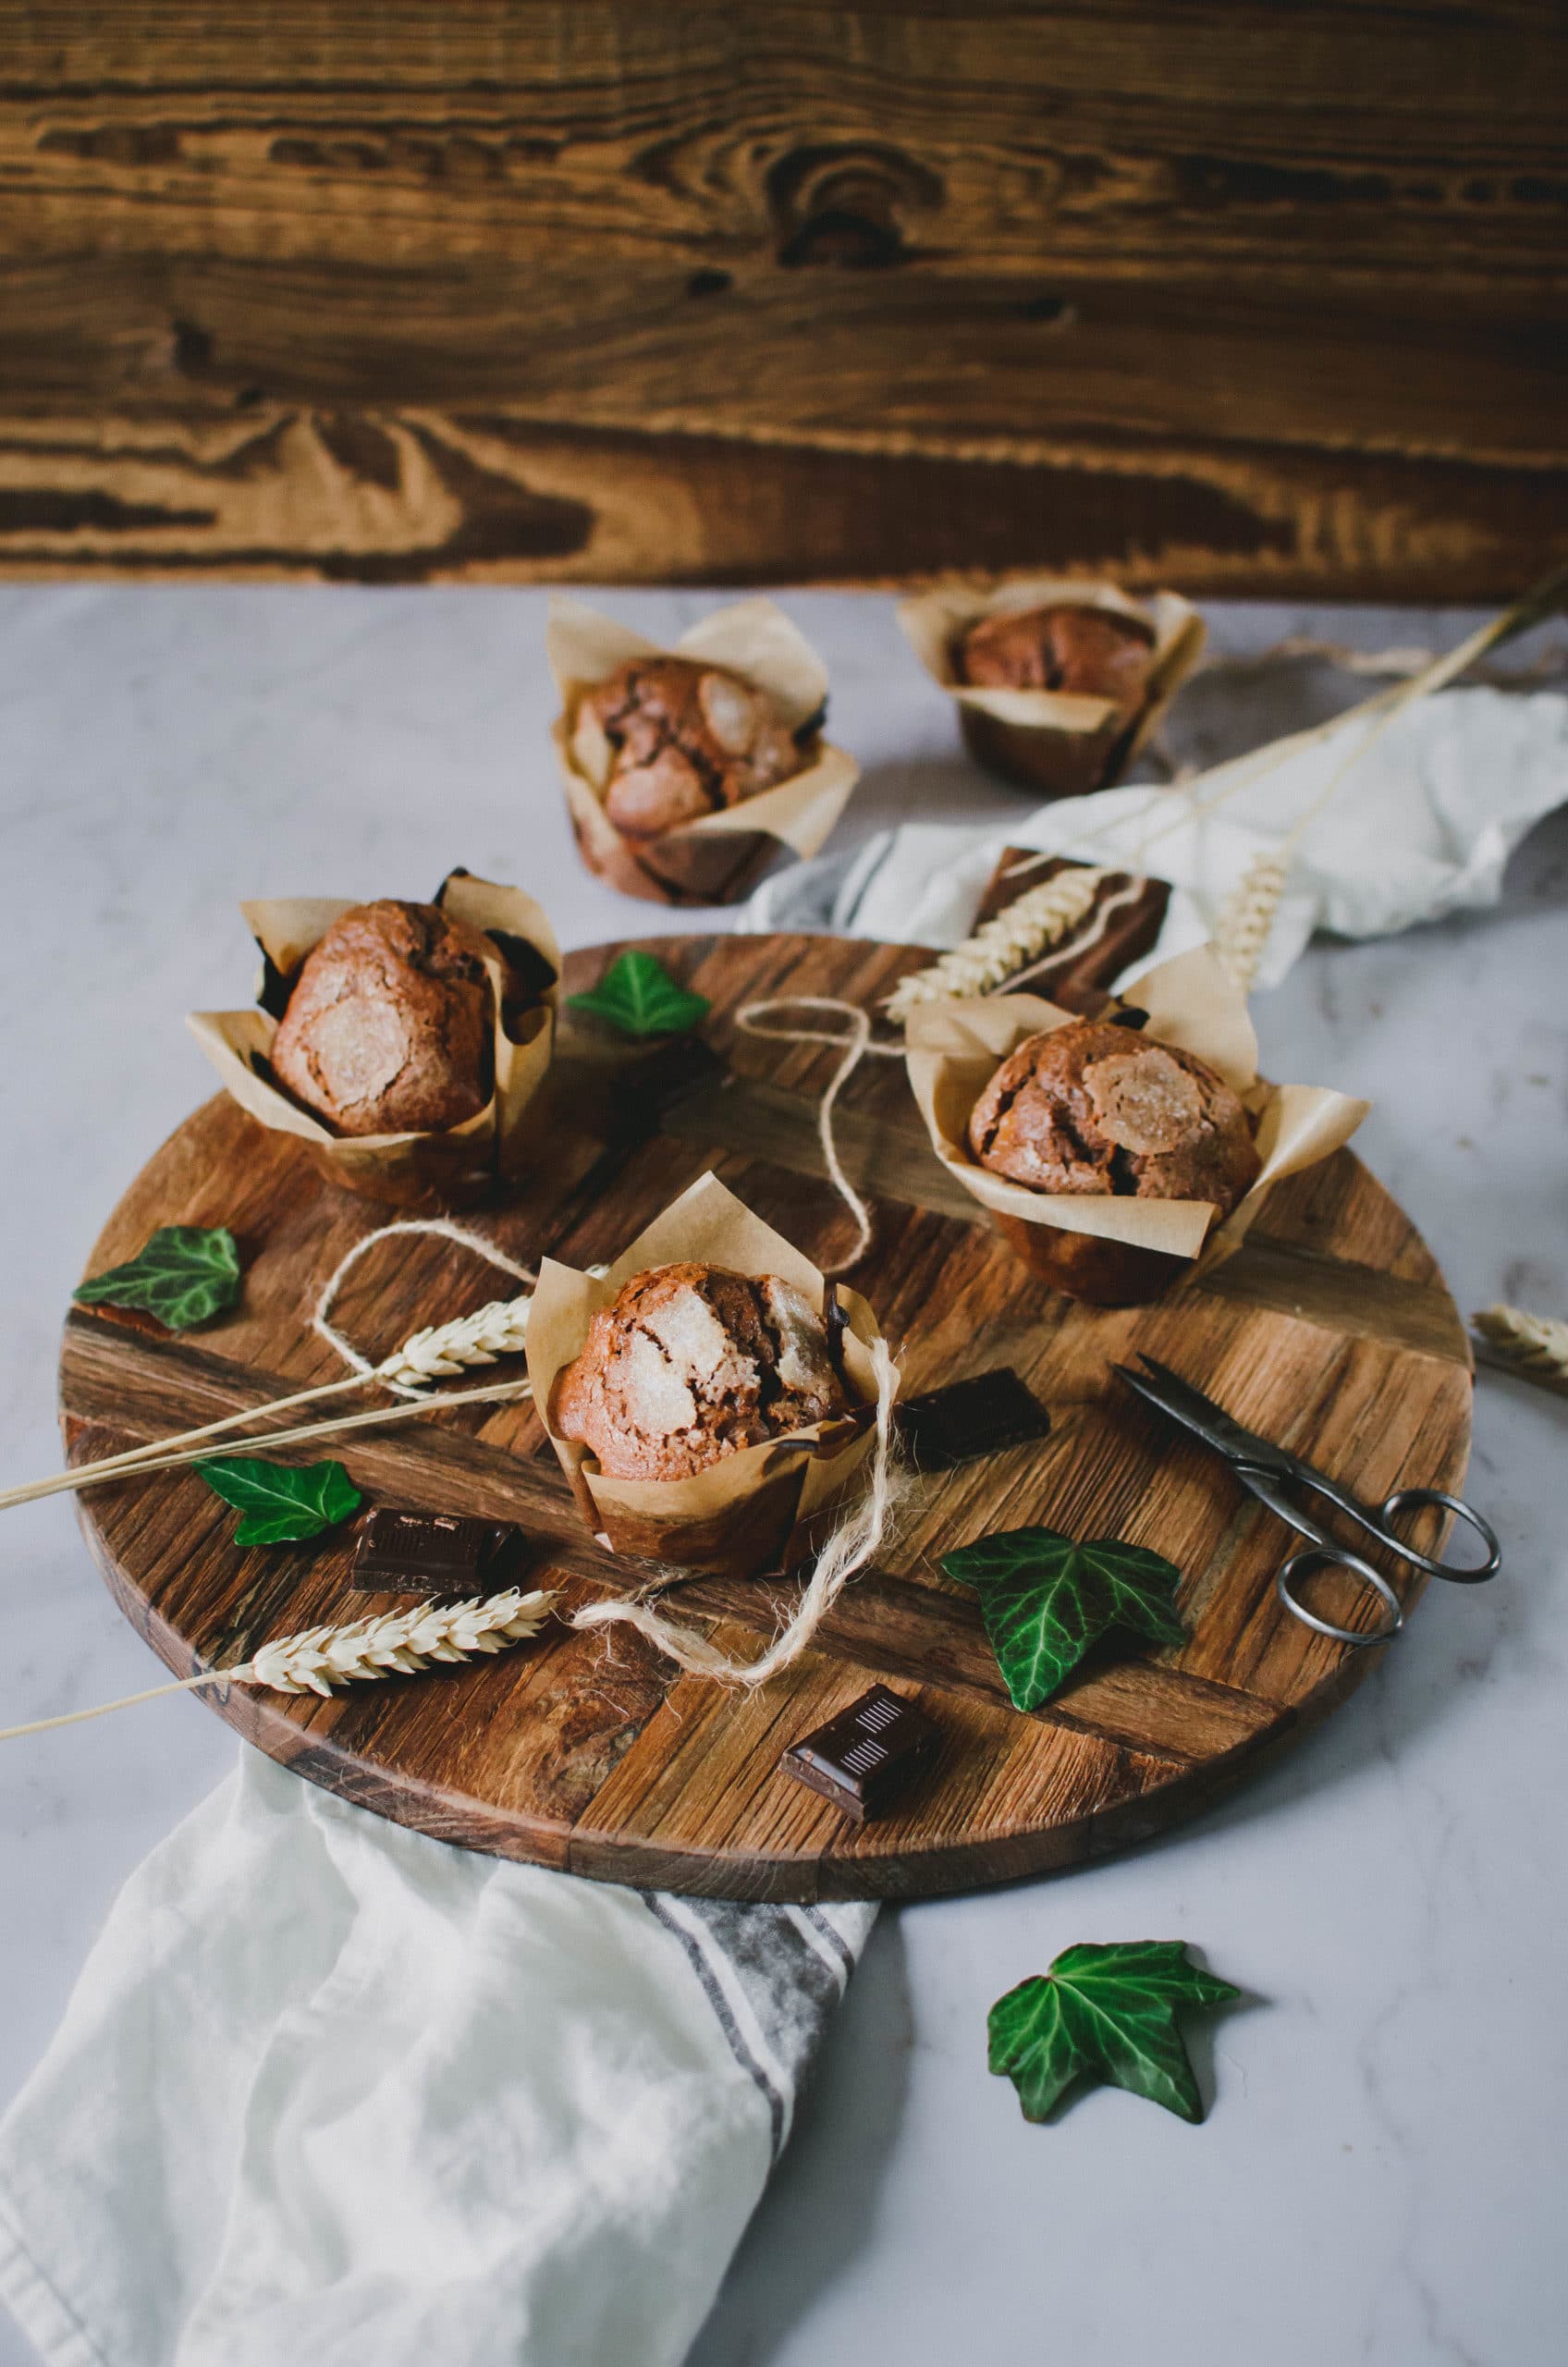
270, 898, 528, 1137
573, 658, 809, 842
967, 1019, 1259, 1214
554, 1261, 849, 1482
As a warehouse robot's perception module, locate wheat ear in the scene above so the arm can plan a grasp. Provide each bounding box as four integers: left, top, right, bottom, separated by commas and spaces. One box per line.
3, 1294, 535, 1514
0, 1587, 558, 1741
1211, 852, 1292, 993
1473, 1304, 1568, 1395
882, 865, 1115, 1022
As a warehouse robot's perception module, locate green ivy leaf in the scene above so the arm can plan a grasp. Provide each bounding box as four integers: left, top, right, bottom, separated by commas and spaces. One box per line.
196, 1455, 361, 1547
939, 1526, 1184, 1711
74, 1225, 241, 1331
990, 1941, 1241, 2125
567, 950, 711, 1039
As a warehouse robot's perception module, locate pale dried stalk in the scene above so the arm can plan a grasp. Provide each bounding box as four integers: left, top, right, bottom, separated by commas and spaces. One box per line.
376, 1294, 533, 1389
1473, 1304, 1568, 1395
1211, 852, 1292, 993
0, 1587, 558, 1742
882, 866, 1114, 1023
246, 1588, 557, 1696
58, 1372, 535, 1493
3, 1294, 535, 1513
1008, 565, 1568, 893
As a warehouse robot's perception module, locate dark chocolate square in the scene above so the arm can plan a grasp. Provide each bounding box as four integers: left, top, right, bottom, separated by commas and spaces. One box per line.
779, 1685, 941, 1823
351, 1509, 522, 1596
898, 1368, 1051, 1472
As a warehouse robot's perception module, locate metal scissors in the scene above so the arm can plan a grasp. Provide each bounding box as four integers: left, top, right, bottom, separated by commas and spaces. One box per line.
1113, 1355, 1501, 1647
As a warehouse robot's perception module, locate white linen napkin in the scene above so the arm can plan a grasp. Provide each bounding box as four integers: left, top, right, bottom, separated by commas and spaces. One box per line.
751, 686, 1568, 989
0, 1750, 873, 2367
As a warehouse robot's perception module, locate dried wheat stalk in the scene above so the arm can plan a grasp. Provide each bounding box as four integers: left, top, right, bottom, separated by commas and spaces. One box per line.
2, 1294, 536, 1514
0, 1587, 559, 1741
1008, 566, 1568, 949
377, 1295, 533, 1389
882, 865, 1115, 1023
244, 1588, 556, 1695
1211, 851, 1292, 993
1473, 1304, 1568, 1395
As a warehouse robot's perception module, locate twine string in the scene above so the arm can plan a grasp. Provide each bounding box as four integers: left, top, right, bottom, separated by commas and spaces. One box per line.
733, 999, 901, 1277
567, 1334, 901, 1687
3, 1219, 541, 1514
312, 1217, 536, 1394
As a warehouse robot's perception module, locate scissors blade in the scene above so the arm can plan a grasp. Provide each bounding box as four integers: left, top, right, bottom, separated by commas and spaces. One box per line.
1112, 1356, 1291, 1474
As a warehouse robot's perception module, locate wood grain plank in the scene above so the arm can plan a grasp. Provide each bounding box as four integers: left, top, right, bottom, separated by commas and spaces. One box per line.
1, 6, 1563, 591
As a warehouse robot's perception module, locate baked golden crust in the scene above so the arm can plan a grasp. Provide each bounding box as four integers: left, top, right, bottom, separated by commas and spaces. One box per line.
579, 657, 804, 840
966, 1020, 1260, 1212
553, 1261, 848, 1482
958, 603, 1154, 709
270, 899, 497, 1137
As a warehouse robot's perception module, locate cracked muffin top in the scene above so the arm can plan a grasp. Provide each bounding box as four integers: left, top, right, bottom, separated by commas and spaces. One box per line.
966, 1020, 1260, 1211
270, 899, 500, 1137
957, 603, 1155, 709
571, 657, 806, 840
553, 1261, 850, 1482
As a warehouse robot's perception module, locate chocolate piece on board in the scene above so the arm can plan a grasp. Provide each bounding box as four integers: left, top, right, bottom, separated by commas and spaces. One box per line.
970, 852, 1170, 1016
351, 1508, 522, 1595
779, 1685, 941, 1823
898, 1368, 1051, 1472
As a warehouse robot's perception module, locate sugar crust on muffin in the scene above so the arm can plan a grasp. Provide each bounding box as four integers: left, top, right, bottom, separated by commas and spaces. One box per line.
572, 657, 805, 840
553, 1261, 849, 1482
270, 898, 500, 1137
958, 603, 1154, 710
966, 1019, 1260, 1211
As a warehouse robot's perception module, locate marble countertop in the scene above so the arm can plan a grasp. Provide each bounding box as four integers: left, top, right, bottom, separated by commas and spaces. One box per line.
2, 586, 1564, 2367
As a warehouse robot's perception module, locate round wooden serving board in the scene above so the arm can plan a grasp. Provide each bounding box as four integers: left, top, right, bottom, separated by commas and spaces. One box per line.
63, 932, 1475, 1902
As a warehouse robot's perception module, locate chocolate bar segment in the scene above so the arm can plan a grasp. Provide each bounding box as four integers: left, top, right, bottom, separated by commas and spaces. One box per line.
898, 1367, 1051, 1473
971, 852, 1170, 1016
351, 1508, 522, 1596
779, 1685, 941, 1823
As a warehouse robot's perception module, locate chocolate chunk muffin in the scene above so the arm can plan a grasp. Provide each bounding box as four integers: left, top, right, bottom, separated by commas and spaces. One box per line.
574, 658, 804, 840
271, 899, 500, 1137
958, 603, 1155, 712
554, 1262, 849, 1482
967, 1021, 1260, 1212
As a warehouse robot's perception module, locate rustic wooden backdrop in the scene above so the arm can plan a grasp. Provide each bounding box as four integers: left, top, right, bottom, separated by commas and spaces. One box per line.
2, 3, 1564, 593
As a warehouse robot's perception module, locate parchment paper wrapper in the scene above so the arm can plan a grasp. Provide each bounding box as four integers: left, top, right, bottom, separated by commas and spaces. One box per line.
898, 578, 1206, 798
527, 1172, 896, 1577
187, 872, 560, 1209
906, 944, 1368, 1305
546, 595, 861, 906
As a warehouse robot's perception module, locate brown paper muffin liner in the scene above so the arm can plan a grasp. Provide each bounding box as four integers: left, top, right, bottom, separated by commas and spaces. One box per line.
905, 945, 1368, 1306
546, 595, 862, 906
186, 871, 560, 1209
897, 578, 1206, 798
527, 1172, 897, 1577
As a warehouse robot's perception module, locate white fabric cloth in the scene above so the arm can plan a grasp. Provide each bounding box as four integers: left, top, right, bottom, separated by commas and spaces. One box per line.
752, 686, 1568, 989
0, 1751, 873, 2367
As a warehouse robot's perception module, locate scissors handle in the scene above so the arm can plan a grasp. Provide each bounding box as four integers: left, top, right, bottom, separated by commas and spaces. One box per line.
1239, 1468, 1501, 1650
1276, 1546, 1403, 1649
1375, 1487, 1501, 1583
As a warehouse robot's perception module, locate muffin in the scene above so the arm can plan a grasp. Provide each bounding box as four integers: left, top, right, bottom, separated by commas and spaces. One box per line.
958, 602, 1155, 707
574, 657, 806, 841
271, 898, 504, 1137
949, 601, 1158, 797
967, 1020, 1260, 1215
554, 1261, 849, 1482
